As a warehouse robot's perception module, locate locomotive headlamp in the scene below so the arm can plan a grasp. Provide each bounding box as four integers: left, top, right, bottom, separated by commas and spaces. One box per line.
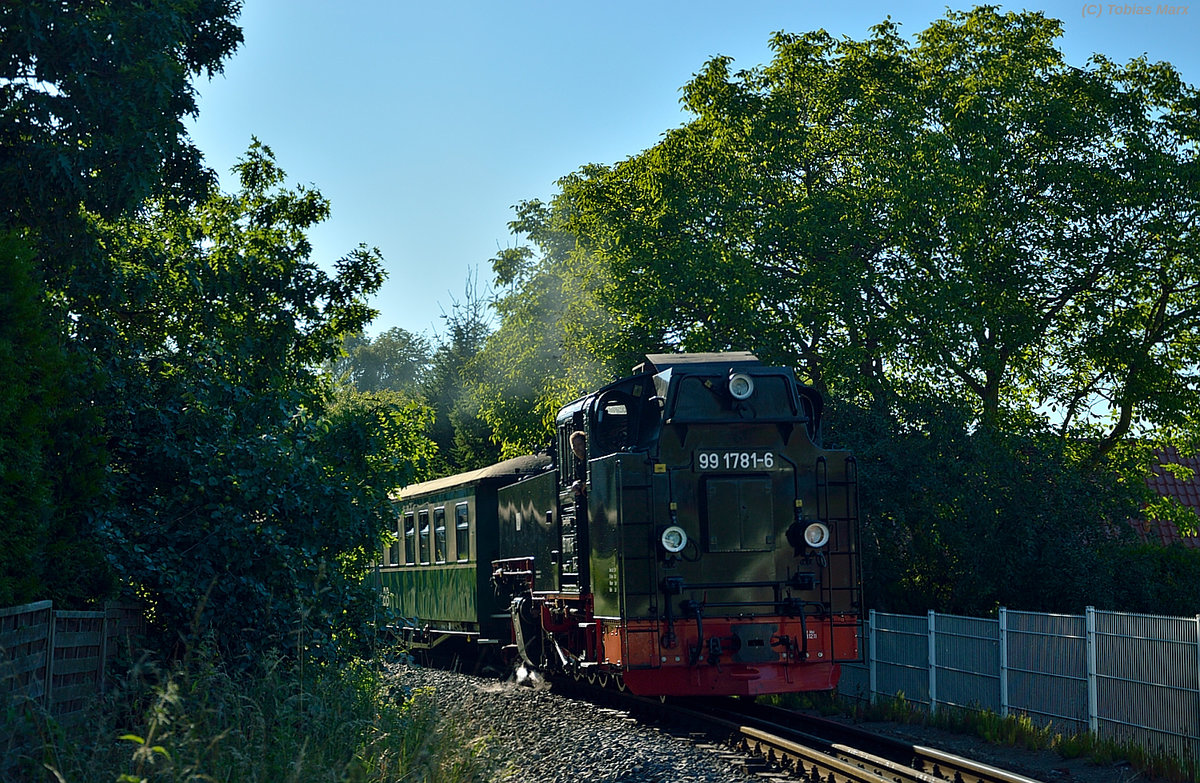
728, 372, 755, 400
803, 522, 831, 549
660, 525, 688, 554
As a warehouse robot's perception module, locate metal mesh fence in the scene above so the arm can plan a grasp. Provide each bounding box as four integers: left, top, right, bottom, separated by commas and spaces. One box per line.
933, 613, 1000, 713
839, 606, 1199, 762
1093, 610, 1199, 761
871, 611, 931, 706
1005, 609, 1088, 731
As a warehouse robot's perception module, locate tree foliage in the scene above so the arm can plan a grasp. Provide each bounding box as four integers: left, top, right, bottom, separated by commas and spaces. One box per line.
92, 143, 430, 662
333, 328, 432, 395
0, 234, 110, 606
422, 278, 503, 472
331, 282, 503, 476
474, 200, 617, 457
550, 8, 1200, 446
1, 1, 439, 661
0, 0, 244, 608
480, 6, 1200, 613
0, 0, 242, 231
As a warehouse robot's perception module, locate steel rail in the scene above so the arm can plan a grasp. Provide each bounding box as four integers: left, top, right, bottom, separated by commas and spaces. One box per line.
910, 743, 1045, 783
653, 697, 896, 783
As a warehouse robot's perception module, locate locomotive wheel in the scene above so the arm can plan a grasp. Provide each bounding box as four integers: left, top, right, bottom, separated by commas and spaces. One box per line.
615, 675, 626, 692
586, 670, 597, 685
597, 672, 609, 688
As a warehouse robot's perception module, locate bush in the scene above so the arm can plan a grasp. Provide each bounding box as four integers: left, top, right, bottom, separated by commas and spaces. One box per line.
1101, 542, 1200, 616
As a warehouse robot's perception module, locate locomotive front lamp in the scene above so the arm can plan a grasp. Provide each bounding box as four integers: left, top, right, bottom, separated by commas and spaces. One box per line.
660, 525, 688, 554
728, 372, 755, 400
803, 522, 830, 549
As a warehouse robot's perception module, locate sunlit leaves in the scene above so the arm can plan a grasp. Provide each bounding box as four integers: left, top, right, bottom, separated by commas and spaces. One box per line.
0, 0, 243, 230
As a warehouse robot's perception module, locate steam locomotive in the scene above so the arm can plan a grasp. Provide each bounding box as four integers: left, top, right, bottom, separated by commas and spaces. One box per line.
378, 352, 860, 697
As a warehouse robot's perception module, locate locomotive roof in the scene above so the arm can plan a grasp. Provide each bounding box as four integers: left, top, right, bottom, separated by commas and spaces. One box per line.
635, 352, 759, 375
394, 453, 552, 501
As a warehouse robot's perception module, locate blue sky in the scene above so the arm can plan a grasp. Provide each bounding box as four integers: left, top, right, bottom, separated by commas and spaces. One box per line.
186, 1, 1199, 339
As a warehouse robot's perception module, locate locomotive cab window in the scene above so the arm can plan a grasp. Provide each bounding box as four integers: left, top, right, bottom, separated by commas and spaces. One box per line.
403, 512, 416, 565
455, 502, 470, 561
434, 507, 447, 563
593, 392, 633, 454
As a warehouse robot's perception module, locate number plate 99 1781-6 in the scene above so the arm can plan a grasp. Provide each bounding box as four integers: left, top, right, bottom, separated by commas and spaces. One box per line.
694, 450, 778, 471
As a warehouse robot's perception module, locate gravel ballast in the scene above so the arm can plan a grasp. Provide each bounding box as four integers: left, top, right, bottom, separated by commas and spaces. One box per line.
387, 662, 756, 783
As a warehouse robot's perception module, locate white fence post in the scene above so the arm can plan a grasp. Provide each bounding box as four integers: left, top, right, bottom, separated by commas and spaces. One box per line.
928, 609, 938, 714
1086, 606, 1098, 735
868, 609, 877, 704
999, 606, 1009, 718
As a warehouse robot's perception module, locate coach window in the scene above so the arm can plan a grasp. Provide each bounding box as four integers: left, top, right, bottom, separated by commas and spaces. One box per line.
455, 503, 470, 561
388, 520, 400, 566
418, 510, 430, 565
403, 512, 416, 565
434, 507, 447, 563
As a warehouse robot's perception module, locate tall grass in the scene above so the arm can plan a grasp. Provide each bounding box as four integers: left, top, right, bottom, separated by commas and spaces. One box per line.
10, 644, 491, 782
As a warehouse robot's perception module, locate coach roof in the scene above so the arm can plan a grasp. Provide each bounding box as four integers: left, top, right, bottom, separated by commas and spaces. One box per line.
394, 453, 552, 501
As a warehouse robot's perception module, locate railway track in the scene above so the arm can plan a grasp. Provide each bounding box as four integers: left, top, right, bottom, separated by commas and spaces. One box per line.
584, 686, 1046, 783
723, 700, 1047, 783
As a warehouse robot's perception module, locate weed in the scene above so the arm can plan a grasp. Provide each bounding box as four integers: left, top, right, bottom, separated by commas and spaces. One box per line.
796, 689, 1199, 783
13, 644, 491, 782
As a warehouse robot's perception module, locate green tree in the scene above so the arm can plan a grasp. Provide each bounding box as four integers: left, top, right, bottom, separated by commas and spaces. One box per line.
332, 328, 432, 394
0, 234, 110, 605
329, 289, 506, 476
95, 142, 430, 663
0, 0, 244, 606
0, 0, 242, 232
552, 7, 1200, 448
474, 199, 616, 457
839, 401, 1143, 614
423, 277, 503, 473
485, 7, 1198, 612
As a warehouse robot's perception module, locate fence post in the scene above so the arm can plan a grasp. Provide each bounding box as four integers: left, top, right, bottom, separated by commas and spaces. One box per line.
999, 606, 1009, 718
100, 605, 113, 695
1086, 605, 1098, 734
868, 609, 877, 704
928, 609, 938, 714
43, 607, 56, 711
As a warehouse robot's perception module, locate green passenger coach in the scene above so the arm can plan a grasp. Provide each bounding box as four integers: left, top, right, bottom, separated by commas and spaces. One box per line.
379, 454, 552, 649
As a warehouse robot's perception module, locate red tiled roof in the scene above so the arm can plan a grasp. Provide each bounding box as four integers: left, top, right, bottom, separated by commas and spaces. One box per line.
1141, 446, 1200, 549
